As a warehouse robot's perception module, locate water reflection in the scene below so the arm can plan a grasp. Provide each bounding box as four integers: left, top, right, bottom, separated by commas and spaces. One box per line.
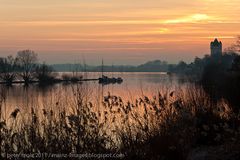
0, 72, 189, 118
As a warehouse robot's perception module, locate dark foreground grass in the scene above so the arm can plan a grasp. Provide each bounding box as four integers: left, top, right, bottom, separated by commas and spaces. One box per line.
0, 85, 240, 160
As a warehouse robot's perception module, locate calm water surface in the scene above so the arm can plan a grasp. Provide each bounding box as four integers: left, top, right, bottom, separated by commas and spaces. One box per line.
0, 72, 190, 116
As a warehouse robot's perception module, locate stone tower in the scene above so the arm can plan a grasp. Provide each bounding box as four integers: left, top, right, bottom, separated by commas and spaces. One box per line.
210, 38, 222, 57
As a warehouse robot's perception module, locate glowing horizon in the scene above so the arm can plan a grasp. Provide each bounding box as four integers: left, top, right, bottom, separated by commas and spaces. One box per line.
0, 0, 239, 65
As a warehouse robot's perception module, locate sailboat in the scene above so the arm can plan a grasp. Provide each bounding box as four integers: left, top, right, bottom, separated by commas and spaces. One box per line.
98, 60, 123, 85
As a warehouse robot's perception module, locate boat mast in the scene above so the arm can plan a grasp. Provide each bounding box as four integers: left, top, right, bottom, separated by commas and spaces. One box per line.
101, 59, 104, 78
112, 63, 113, 78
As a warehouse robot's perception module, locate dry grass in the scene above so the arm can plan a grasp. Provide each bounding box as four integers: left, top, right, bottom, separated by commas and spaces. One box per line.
0, 84, 239, 159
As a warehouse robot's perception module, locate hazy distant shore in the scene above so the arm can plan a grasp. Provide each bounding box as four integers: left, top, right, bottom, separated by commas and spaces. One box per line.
50, 60, 170, 72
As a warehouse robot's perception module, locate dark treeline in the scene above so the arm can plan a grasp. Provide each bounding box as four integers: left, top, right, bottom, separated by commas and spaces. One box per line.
169, 53, 238, 77
172, 37, 240, 109
0, 50, 60, 85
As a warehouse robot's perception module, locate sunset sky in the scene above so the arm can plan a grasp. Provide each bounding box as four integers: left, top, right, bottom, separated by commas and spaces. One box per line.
0, 0, 239, 65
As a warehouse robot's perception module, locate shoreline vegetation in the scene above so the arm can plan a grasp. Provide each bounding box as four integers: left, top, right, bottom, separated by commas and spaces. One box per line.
0, 50, 86, 86
0, 84, 240, 160
0, 50, 124, 86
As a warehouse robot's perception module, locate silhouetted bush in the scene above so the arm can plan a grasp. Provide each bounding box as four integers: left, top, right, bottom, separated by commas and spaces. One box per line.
62, 73, 82, 83
35, 63, 57, 84
200, 54, 240, 110
0, 56, 18, 85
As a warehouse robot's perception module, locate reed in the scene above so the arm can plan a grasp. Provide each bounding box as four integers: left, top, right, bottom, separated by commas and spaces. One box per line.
0, 84, 239, 159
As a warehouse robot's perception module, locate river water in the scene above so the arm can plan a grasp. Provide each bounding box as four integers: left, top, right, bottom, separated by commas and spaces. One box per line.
0, 72, 190, 119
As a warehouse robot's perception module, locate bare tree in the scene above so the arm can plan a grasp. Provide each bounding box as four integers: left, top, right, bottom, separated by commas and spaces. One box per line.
16, 50, 38, 84
0, 56, 18, 85
223, 36, 240, 71
225, 36, 240, 54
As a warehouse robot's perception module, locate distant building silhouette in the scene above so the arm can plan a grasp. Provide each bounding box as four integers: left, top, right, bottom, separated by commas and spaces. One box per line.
210, 38, 222, 57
